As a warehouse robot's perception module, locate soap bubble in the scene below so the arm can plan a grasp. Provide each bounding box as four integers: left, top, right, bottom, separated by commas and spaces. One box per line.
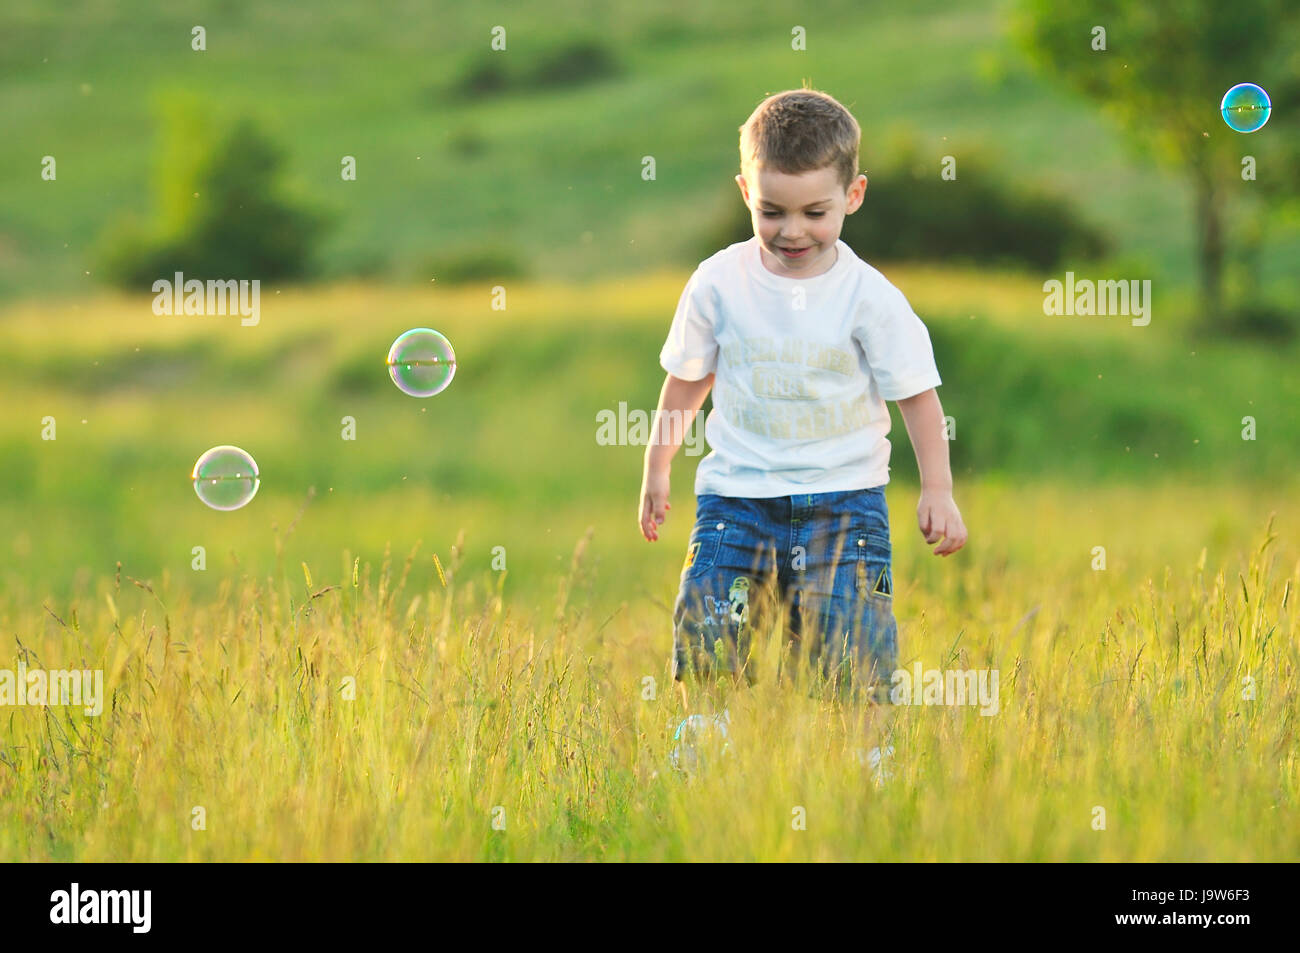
387, 328, 456, 397
669, 711, 732, 774
192, 445, 260, 511
1221, 83, 1271, 133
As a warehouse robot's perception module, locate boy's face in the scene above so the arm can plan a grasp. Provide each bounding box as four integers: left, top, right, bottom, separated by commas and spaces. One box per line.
736, 164, 867, 278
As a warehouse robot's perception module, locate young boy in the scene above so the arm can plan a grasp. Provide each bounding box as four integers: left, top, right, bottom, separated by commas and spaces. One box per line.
637, 89, 967, 767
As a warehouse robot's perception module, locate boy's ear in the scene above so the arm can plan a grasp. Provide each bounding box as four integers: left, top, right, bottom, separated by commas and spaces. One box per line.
845, 173, 868, 214
735, 174, 750, 203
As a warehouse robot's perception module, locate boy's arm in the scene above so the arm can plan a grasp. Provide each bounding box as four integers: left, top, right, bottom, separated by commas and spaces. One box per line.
895, 388, 968, 557
639, 372, 714, 542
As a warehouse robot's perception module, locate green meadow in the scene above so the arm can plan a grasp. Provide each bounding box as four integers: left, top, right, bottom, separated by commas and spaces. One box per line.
2, 270, 1298, 606
1, 0, 1298, 861
0, 276, 1297, 861
2, 0, 1296, 298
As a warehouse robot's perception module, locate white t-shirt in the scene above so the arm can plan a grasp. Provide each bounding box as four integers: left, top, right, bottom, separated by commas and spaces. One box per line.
659, 236, 942, 499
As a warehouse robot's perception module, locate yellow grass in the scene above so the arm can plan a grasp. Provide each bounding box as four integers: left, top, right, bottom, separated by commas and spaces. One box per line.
1, 480, 1296, 861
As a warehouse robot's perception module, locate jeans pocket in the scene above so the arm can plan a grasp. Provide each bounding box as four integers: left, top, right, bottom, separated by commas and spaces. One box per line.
683, 518, 728, 578
854, 531, 893, 600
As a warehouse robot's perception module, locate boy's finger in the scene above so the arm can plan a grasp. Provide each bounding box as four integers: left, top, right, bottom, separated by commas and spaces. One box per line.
937, 529, 966, 554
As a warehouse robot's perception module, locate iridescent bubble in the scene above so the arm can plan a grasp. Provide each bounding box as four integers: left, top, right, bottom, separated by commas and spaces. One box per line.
1221, 83, 1271, 133
191, 445, 260, 511
387, 328, 457, 397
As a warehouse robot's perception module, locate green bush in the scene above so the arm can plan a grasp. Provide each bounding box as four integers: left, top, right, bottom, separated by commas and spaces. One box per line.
447, 125, 490, 158
451, 37, 620, 99
98, 114, 329, 287
418, 243, 528, 285
454, 59, 510, 99
1218, 302, 1296, 342
704, 131, 1109, 272
529, 39, 620, 88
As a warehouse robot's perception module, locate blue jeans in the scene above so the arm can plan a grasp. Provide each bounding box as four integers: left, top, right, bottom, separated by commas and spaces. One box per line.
671, 487, 898, 703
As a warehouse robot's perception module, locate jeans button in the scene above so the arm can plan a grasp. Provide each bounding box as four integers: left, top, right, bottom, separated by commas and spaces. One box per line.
715, 522, 725, 531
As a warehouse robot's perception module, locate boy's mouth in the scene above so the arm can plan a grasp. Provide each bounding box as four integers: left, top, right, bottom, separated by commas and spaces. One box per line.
778, 245, 813, 259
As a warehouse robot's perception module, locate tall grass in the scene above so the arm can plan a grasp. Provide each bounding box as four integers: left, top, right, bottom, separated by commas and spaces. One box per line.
2, 275, 1296, 859
1, 492, 1295, 861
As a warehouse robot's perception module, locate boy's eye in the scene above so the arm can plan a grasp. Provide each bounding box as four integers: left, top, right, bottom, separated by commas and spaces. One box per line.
760, 210, 826, 218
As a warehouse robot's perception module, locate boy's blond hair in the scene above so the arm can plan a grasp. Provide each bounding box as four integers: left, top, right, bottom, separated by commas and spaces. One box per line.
738, 88, 861, 192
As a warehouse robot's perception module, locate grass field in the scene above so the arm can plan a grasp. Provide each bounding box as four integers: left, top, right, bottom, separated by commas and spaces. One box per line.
2, 0, 1298, 863
2, 270, 1298, 603
1, 274, 1297, 860
1, 480, 1295, 861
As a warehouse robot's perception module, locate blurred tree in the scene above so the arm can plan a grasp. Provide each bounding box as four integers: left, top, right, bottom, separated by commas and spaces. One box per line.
1015, 0, 1300, 331
99, 94, 329, 287
177, 116, 328, 279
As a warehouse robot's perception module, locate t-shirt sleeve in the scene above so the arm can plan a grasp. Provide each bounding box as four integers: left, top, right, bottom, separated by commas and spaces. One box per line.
659, 269, 718, 381
852, 281, 942, 400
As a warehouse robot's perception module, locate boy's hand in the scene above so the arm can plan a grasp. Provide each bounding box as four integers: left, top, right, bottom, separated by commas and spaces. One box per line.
639, 465, 671, 542
918, 488, 967, 556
